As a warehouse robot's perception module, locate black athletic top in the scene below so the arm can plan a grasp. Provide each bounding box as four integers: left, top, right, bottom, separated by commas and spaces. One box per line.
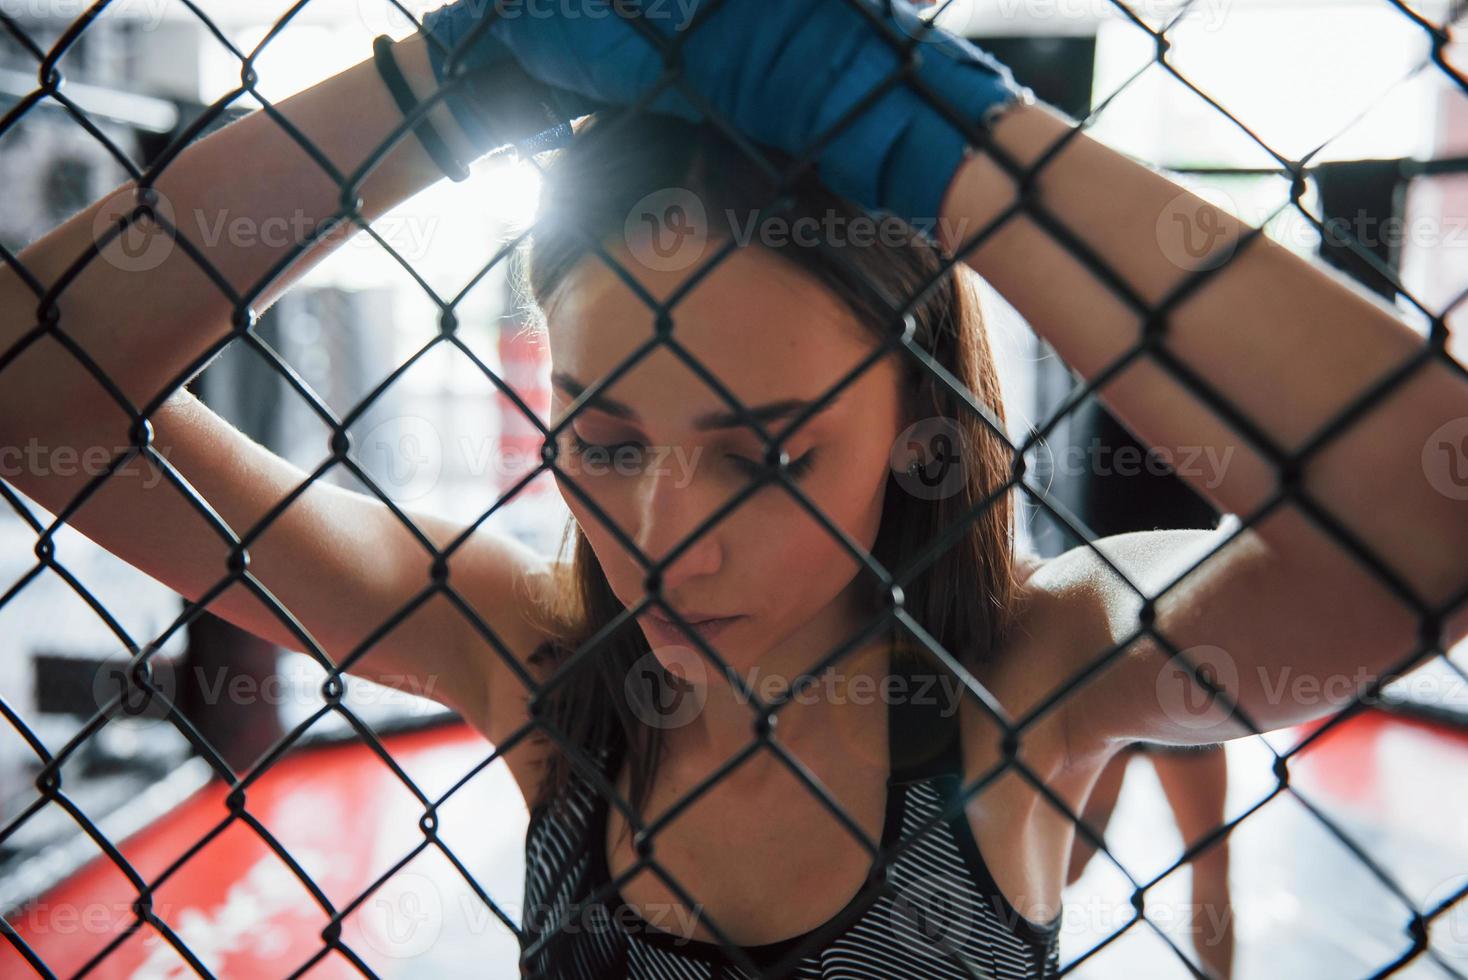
518, 657, 1063, 979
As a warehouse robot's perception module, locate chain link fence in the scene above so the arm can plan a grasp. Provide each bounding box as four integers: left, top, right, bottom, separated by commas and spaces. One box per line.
1, 0, 1467, 977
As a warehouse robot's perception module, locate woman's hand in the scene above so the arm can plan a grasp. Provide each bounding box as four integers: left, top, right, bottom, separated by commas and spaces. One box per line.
421, 0, 1029, 228
416, 7, 605, 159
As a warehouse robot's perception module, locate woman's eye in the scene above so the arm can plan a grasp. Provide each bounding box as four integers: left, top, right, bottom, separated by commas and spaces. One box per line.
564, 432, 642, 459
563, 432, 816, 481
731, 450, 818, 480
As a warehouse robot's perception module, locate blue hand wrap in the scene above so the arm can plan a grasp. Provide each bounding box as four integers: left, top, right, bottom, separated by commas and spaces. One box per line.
419, 0, 1031, 225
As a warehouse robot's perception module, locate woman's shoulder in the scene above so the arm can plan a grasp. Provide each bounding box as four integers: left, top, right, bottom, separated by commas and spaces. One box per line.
1014, 549, 1047, 585
961, 549, 1114, 769
1006, 547, 1109, 642
1003, 548, 1098, 664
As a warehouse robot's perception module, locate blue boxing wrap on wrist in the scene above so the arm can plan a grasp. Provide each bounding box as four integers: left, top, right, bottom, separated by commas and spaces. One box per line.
417, 0, 1031, 226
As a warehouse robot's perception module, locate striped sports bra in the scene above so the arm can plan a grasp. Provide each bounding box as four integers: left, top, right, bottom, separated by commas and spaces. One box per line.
519, 659, 1062, 978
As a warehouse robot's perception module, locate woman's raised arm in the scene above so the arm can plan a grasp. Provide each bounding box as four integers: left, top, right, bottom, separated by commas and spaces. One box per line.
939, 99, 1468, 748
0, 32, 556, 756
0, 30, 469, 430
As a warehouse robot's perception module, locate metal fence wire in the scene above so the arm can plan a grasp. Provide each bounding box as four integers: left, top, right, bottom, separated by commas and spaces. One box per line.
1, 0, 1467, 978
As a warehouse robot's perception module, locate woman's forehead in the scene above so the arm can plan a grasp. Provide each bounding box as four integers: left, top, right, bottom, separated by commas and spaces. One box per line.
545, 246, 882, 406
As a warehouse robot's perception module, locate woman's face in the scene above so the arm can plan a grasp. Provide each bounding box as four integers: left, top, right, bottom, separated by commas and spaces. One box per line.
546, 242, 908, 677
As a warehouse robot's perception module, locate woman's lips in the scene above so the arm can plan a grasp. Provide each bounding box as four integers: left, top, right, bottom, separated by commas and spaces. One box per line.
638, 609, 745, 643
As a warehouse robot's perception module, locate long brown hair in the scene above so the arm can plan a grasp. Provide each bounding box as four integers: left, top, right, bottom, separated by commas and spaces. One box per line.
510, 108, 1021, 823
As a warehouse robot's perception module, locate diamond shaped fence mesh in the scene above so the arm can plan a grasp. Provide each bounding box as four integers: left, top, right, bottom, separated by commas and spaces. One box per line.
1, 0, 1467, 978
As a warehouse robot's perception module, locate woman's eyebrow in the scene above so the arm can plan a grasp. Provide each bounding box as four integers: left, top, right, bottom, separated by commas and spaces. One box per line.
551, 371, 836, 431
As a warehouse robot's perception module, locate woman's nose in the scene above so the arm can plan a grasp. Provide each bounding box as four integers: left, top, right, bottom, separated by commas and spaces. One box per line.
633, 467, 724, 593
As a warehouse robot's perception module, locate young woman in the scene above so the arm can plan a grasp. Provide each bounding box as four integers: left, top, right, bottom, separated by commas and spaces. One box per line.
1, 2, 1463, 978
